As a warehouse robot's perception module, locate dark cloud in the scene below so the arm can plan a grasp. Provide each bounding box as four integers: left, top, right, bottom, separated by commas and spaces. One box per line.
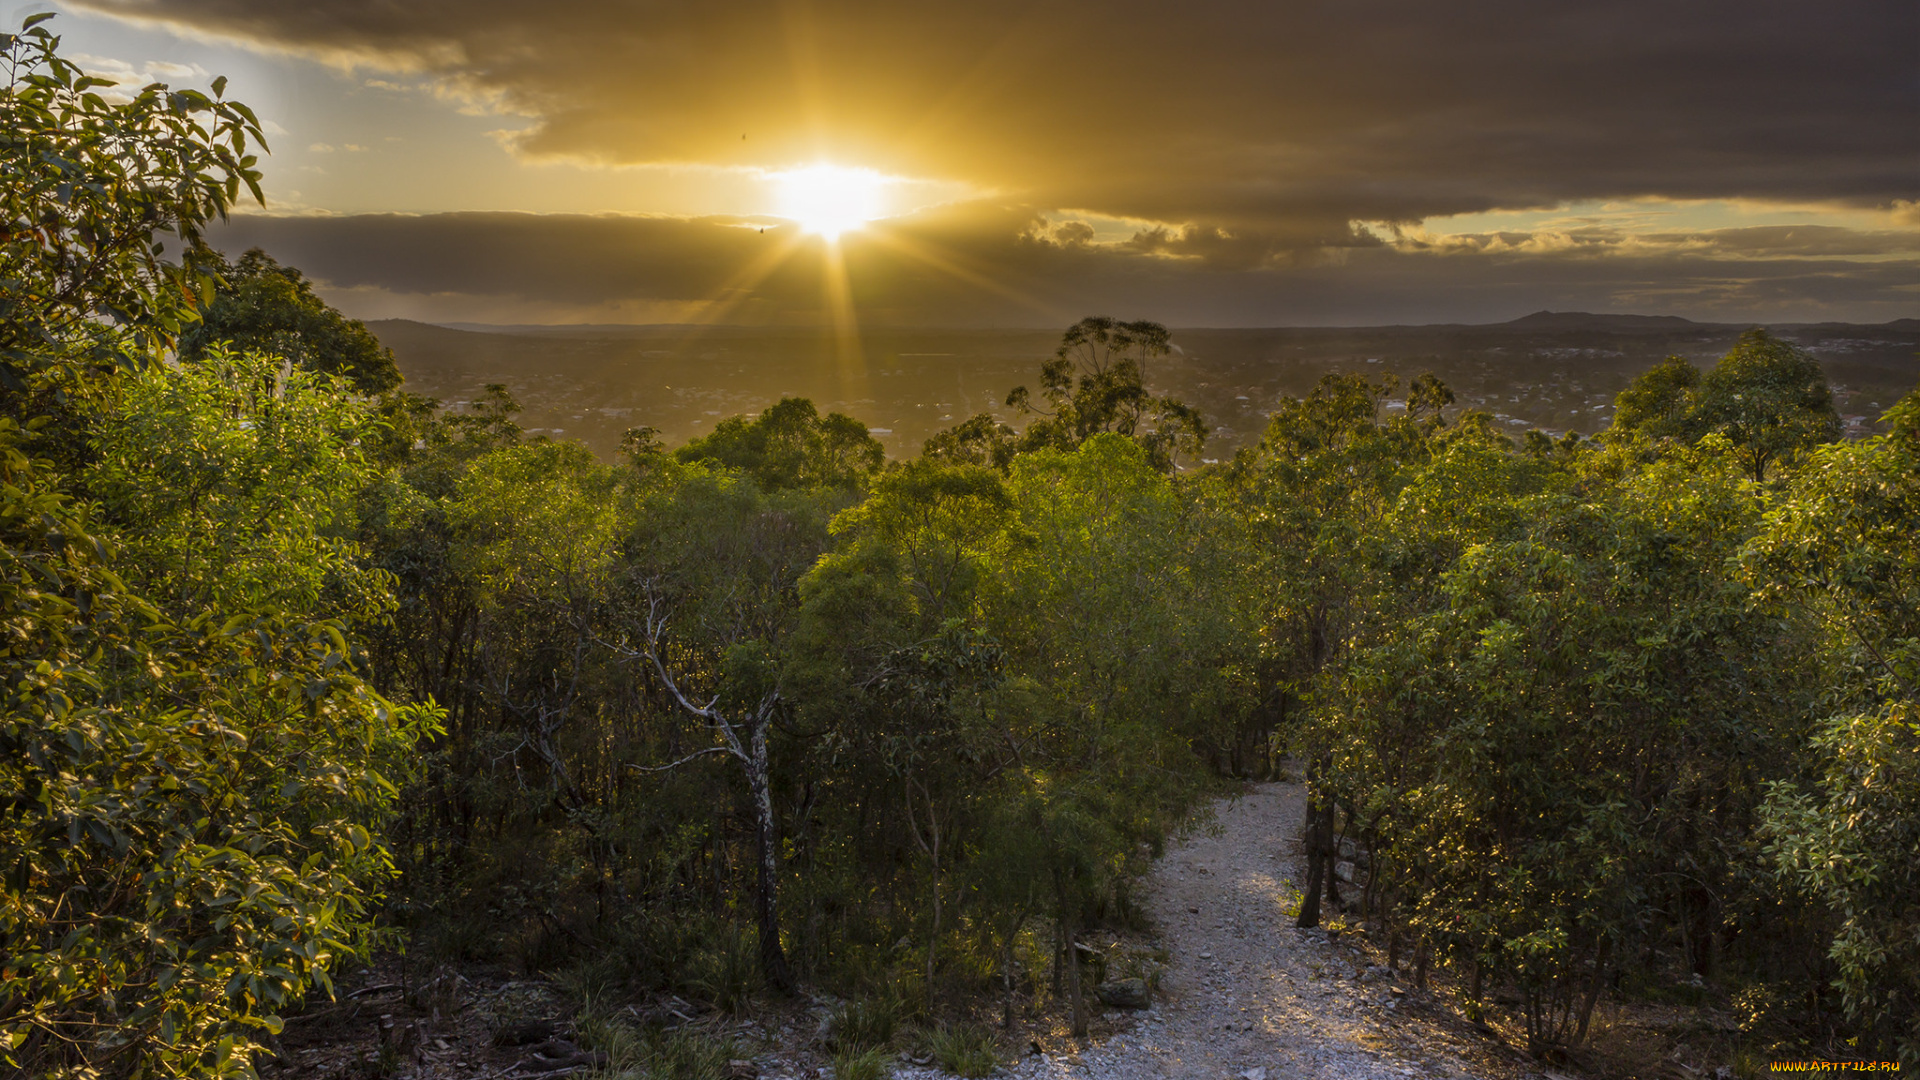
81, 0, 1919, 233
1641, 226, 1920, 259
211, 207, 1920, 327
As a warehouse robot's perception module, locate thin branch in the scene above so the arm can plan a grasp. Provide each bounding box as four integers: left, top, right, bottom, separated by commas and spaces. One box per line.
627, 744, 742, 773
595, 587, 750, 762
1842, 598, 1918, 701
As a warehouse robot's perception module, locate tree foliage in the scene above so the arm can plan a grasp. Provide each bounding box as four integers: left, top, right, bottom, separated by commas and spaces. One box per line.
933, 316, 1206, 473
1, 21, 431, 1077
1, 16, 261, 395
180, 250, 402, 394
676, 396, 884, 491
1610, 329, 1840, 480
1745, 387, 1920, 1059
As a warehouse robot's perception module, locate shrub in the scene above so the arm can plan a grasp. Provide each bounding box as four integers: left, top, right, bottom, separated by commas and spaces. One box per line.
827, 991, 905, 1052
923, 1023, 999, 1078
0, 409, 441, 1079
688, 925, 764, 1015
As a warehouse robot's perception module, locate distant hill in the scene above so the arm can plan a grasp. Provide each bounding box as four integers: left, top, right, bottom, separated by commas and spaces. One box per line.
1503, 311, 1705, 332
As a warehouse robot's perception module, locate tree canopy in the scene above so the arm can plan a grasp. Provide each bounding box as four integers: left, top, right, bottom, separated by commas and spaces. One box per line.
180, 249, 403, 394
1610, 329, 1840, 480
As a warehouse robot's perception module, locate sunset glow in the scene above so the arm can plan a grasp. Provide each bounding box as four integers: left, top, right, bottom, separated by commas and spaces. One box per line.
773, 165, 887, 240
44, 0, 1912, 324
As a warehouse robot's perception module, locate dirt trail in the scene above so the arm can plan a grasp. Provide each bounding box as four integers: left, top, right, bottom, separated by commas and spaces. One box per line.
995, 781, 1489, 1080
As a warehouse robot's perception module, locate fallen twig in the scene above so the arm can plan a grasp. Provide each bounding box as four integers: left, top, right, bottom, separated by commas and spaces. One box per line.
348, 983, 406, 999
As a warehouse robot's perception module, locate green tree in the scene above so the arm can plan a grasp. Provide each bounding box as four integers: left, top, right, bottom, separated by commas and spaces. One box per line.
1610, 331, 1839, 481
933, 316, 1206, 473
676, 396, 883, 491
790, 461, 1020, 997
1, 15, 262, 405
921, 412, 1018, 471
1229, 372, 1452, 925
1696, 329, 1840, 481
1, 21, 437, 1077
1744, 386, 1920, 1062
1611, 354, 1701, 440
180, 249, 402, 394
85, 347, 390, 621
1313, 433, 1814, 1050
605, 465, 840, 991
0, 414, 438, 1077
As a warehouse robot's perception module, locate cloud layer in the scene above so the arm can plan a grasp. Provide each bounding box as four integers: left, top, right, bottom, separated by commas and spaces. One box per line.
212, 206, 1920, 327
82, 0, 1918, 236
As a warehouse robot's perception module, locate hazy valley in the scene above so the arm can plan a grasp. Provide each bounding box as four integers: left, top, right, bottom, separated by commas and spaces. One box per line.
374, 313, 1920, 460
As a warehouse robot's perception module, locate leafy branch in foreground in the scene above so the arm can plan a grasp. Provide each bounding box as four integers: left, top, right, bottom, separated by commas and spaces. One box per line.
2, 14, 263, 396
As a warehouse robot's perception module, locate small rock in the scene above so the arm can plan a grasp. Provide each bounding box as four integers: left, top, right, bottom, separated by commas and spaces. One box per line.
1097, 978, 1151, 1009
1240, 1069, 1267, 1080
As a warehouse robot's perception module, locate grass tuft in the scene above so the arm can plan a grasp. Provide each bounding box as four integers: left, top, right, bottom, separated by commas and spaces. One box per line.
921, 1022, 999, 1078
826, 990, 905, 1053
831, 1045, 893, 1080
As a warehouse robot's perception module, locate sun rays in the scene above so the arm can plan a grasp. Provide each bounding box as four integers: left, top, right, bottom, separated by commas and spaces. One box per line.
656, 159, 1046, 403
773, 164, 888, 240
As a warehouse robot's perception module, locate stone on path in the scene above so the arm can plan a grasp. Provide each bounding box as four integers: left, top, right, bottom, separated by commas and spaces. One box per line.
1096, 979, 1151, 1009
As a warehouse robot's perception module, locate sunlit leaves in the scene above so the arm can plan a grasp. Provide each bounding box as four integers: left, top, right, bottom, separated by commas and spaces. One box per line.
86, 347, 389, 621
1, 418, 438, 1075
676, 397, 883, 492
2, 16, 264, 393
1745, 384, 1920, 1060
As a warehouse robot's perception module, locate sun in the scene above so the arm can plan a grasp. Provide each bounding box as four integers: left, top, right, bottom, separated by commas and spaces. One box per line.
773, 164, 886, 240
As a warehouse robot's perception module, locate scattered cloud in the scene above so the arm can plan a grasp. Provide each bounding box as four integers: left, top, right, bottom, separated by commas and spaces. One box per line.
70, 51, 213, 99
209, 205, 1920, 328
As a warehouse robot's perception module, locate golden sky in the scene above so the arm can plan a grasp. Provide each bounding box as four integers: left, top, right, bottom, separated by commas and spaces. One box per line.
31, 0, 1920, 325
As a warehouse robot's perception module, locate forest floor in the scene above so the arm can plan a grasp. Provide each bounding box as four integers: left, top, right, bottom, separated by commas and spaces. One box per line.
274, 779, 1733, 1079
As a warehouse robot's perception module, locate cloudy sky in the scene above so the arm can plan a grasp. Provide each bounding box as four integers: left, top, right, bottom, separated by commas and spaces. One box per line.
24, 0, 1920, 326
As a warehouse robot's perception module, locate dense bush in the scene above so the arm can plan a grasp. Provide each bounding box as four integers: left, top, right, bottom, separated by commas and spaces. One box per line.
2, 20, 433, 1076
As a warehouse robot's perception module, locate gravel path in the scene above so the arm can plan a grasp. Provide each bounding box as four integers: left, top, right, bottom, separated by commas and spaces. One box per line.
991, 781, 1488, 1080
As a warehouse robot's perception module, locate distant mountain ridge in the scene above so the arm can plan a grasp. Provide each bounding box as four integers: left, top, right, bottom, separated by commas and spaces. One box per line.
379, 312, 1918, 337
1502, 310, 1703, 331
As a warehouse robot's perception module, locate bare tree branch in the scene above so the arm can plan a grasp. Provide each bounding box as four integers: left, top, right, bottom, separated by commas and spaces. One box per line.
627, 745, 741, 772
